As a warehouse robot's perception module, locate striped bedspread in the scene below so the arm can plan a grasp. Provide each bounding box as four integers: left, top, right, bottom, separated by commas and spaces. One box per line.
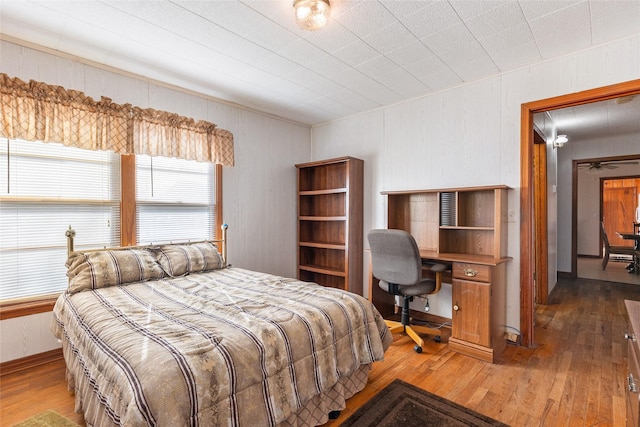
52, 267, 391, 427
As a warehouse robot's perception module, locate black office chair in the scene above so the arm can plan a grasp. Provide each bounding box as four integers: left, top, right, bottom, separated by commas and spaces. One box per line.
601, 221, 636, 270
368, 229, 448, 353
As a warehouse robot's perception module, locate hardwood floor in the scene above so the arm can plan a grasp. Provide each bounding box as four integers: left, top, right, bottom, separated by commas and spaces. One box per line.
2, 276, 639, 426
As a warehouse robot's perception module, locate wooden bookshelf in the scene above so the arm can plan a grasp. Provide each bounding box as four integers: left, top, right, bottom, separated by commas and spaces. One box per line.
296, 157, 363, 294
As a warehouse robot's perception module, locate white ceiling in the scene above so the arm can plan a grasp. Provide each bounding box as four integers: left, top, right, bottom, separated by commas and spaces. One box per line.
545, 95, 640, 142
1, 0, 639, 128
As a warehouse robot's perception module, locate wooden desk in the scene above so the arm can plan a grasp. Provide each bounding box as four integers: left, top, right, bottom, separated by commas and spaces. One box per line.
374, 185, 512, 363
369, 251, 511, 364
369, 250, 511, 316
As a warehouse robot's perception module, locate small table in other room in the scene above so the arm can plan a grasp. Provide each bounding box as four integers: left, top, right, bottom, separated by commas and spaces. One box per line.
617, 231, 640, 275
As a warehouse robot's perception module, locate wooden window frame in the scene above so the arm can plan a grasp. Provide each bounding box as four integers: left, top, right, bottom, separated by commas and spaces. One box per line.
0, 157, 223, 320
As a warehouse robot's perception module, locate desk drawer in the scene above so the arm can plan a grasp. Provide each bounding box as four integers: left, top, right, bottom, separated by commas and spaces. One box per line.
453, 263, 491, 282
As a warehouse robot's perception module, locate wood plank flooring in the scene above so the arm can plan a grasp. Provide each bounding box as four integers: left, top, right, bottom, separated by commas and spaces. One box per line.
2, 276, 640, 426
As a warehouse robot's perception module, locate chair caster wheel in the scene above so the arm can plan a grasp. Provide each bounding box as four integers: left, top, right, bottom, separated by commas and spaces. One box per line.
414, 345, 422, 353
435, 335, 441, 343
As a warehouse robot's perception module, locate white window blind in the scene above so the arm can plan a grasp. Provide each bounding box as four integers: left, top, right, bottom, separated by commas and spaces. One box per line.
0, 139, 121, 301
136, 155, 216, 244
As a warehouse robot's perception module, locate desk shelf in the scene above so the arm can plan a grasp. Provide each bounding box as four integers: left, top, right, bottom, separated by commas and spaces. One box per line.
383, 185, 508, 258
299, 241, 345, 250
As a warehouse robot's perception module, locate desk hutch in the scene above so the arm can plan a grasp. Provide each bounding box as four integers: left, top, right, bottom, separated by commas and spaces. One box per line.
371, 185, 511, 363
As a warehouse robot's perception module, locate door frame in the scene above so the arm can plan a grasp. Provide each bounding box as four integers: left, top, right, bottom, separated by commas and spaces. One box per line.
519, 79, 640, 348
533, 131, 548, 305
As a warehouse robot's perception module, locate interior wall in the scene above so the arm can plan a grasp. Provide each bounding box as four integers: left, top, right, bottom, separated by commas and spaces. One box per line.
0, 40, 311, 363
311, 34, 640, 330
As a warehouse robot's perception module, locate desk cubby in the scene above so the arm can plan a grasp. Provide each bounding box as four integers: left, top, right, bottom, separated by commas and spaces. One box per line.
386, 186, 507, 258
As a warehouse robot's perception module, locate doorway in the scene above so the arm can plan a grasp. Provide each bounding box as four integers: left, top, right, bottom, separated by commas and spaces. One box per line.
575, 160, 640, 283
575, 158, 640, 257
601, 175, 640, 247
520, 79, 640, 348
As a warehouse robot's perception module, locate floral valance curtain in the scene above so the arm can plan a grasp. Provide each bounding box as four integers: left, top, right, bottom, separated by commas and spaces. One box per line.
0, 73, 234, 166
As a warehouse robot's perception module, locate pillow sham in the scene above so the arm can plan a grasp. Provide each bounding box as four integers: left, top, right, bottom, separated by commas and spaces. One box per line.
153, 242, 225, 277
66, 249, 165, 294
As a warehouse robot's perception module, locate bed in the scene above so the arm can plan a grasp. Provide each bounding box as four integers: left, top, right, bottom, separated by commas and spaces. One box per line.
51, 227, 391, 427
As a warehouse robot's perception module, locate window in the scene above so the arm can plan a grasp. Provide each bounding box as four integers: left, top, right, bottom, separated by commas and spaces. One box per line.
0, 142, 222, 312
136, 155, 217, 244
0, 74, 229, 314
0, 139, 121, 302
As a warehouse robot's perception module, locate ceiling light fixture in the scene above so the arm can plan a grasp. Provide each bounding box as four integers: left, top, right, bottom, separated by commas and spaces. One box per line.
293, 0, 331, 31
553, 134, 568, 149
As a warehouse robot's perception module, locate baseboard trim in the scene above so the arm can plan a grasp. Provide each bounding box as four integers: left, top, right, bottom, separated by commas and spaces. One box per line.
547, 281, 561, 303
557, 271, 572, 279
0, 348, 63, 377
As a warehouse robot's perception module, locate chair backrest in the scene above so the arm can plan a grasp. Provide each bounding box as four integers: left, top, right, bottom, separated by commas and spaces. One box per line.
601, 221, 611, 249
367, 229, 422, 286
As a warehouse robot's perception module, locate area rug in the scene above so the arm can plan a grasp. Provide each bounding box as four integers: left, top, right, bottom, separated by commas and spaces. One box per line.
13, 410, 80, 427
340, 379, 509, 427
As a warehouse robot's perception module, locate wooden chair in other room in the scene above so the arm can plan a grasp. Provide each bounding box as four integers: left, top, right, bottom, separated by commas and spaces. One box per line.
601, 221, 637, 270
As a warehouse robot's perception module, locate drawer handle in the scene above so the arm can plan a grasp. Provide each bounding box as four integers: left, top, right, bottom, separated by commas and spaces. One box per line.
629, 374, 637, 394
463, 268, 478, 277
625, 333, 636, 341
453, 304, 459, 311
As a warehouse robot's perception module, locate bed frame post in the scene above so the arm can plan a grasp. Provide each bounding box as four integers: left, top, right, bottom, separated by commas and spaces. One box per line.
64, 225, 228, 263
221, 223, 228, 266
66, 226, 76, 258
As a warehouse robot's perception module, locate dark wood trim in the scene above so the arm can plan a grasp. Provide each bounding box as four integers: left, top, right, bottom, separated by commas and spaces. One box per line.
556, 271, 572, 279
571, 160, 579, 278
215, 164, 223, 239
520, 104, 535, 348
0, 348, 63, 377
523, 80, 640, 112
600, 177, 604, 254
121, 154, 137, 246
0, 297, 56, 320
534, 133, 548, 304
520, 78, 640, 348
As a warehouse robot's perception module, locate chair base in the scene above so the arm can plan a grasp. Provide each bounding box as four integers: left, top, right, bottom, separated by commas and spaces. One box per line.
384, 319, 441, 351
603, 249, 638, 271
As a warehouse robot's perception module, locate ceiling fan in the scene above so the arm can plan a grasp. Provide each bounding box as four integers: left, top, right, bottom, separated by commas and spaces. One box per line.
578, 160, 639, 170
